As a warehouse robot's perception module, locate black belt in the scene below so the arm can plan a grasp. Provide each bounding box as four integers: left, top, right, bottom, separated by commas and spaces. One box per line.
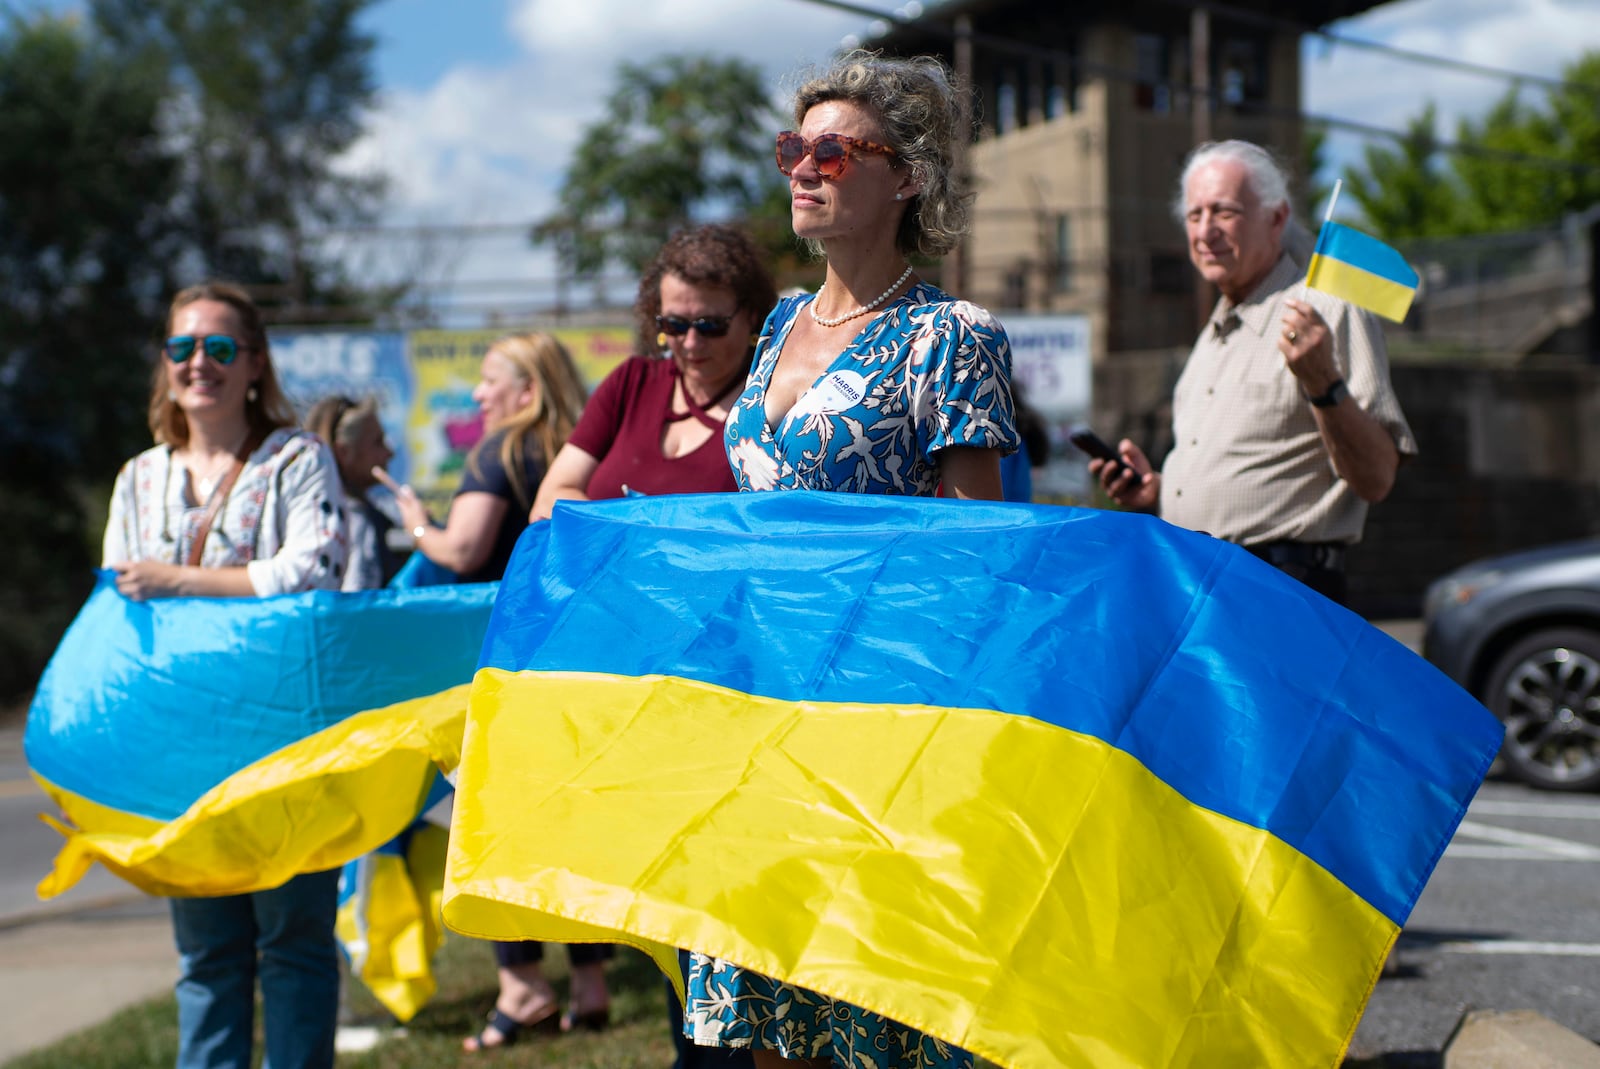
1247, 540, 1346, 572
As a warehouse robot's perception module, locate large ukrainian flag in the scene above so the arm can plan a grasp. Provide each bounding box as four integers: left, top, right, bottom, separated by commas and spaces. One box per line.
442, 492, 1500, 1069
25, 575, 494, 901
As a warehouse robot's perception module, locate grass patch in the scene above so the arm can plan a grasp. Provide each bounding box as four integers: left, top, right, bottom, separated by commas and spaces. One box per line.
3, 932, 676, 1069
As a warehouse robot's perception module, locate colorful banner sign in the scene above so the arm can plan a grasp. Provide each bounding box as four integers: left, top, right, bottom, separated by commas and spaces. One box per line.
1004, 314, 1093, 503
270, 326, 635, 512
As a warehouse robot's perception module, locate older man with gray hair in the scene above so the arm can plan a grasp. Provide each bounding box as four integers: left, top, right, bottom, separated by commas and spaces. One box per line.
1092, 139, 1415, 605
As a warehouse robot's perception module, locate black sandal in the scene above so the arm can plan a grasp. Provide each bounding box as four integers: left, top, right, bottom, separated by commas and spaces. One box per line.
462, 1005, 560, 1052
561, 1005, 611, 1033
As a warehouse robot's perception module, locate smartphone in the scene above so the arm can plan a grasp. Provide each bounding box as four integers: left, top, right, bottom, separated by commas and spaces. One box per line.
1068, 426, 1142, 484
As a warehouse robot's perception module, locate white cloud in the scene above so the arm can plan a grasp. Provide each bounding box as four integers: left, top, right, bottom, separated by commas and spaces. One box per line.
509, 0, 865, 75
339, 0, 872, 322
357, 0, 868, 228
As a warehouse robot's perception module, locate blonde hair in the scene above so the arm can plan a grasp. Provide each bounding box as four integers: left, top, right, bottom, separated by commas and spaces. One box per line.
468, 332, 588, 511
147, 281, 297, 447
792, 50, 973, 258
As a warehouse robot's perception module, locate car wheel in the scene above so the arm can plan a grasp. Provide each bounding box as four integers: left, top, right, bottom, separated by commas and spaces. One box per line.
1483, 627, 1600, 792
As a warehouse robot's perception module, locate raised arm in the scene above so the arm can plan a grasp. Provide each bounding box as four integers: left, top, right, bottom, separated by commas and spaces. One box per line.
376, 466, 508, 576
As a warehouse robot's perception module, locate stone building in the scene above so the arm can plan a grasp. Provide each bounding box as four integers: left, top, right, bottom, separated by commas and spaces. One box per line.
873, 0, 1389, 359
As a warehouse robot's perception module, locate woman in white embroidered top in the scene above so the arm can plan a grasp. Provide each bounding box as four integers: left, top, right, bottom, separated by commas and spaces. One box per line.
102, 281, 348, 1069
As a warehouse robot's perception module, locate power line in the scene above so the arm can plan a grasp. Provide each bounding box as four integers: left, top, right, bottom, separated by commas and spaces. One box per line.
782, 0, 1600, 177
825, 0, 1600, 101
1159, 0, 1599, 98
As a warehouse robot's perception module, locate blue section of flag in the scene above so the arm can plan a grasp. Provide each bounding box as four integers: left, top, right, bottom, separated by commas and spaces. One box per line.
26, 573, 497, 823
1314, 220, 1420, 289
484, 492, 1499, 924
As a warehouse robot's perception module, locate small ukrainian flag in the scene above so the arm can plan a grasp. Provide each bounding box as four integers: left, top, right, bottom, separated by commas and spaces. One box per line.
1306, 220, 1420, 322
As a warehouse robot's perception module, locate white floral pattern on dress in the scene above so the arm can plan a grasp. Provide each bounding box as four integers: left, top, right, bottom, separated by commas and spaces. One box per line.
725, 282, 1018, 496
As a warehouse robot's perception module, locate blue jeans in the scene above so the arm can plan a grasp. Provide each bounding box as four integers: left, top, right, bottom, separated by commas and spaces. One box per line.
169, 869, 341, 1069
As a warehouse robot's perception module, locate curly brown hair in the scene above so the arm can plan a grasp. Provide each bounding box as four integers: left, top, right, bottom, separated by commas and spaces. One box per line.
791, 50, 973, 259
633, 224, 778, 354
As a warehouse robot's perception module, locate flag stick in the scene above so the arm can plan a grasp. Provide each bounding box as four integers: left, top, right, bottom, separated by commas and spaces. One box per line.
1324, 179, 1343, 223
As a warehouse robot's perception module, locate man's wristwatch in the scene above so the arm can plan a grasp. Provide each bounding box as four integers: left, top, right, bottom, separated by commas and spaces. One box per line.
1307, 378, 1349, 408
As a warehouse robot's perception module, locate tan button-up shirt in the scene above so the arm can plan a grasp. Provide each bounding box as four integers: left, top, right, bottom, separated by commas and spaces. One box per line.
1159, 254, 1416, 546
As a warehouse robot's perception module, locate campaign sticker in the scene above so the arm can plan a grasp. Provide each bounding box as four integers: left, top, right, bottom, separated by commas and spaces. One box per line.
805, 370, 869, 415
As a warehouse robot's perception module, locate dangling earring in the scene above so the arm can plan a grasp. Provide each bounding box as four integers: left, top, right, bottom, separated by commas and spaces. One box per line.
656, 332, 668, 348
247, 384, 259, 403
749, 333, 760, 346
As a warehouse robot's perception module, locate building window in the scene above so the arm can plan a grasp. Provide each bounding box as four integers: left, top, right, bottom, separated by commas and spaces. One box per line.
1134, 33, 1170, 114
1004, 265, 1028, 310
1053, 216, 1073, 292
1048, 81, 1070, 118
1218, 35, 1268, 109
1150, 252, 1190, 296
996, 78, 1018, 135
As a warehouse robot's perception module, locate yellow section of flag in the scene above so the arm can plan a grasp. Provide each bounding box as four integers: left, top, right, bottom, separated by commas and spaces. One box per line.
1305, 220, 1420, 322
442, 668, 1396, 1069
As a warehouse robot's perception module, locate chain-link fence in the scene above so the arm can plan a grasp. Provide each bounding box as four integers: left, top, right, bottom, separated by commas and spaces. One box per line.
1391, 210, 1597, 360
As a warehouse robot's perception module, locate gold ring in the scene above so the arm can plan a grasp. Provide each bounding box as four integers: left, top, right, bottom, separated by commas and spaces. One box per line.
1286, 329, 1298, 342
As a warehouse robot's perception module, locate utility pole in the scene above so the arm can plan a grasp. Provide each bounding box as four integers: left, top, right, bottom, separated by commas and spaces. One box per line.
949, 13, 974, 298
1190, 6, 1214, 330
1590, 214, 1600, 362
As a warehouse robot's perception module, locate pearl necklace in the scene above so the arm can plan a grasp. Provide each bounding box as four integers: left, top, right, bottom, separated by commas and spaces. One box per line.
809, 263, 915, 328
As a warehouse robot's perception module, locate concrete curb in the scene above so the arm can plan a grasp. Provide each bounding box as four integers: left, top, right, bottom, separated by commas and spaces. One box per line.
1445, 1009, 1600, 1068
0, 890, 154, 932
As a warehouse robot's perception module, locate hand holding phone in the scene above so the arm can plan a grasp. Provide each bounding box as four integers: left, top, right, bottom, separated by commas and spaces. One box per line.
1068, 426, 1143, 485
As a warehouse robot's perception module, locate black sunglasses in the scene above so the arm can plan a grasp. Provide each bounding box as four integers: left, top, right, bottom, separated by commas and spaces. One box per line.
655, 314, 734, 338
165, 334, 244, 365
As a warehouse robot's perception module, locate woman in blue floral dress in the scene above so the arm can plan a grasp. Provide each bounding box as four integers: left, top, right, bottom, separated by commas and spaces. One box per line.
693, 51, 1020, 1069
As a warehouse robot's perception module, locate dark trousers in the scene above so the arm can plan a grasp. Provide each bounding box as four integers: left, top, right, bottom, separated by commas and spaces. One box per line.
493, 939, 614, 968
1246, 541, 1347, 606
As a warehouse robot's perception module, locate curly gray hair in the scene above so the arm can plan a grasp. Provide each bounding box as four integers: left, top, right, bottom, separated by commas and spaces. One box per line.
792, 50, 972, 258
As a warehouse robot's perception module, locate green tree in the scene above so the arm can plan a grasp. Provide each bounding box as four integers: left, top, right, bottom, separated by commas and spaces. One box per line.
88, 0, 385, 313
534, 54, 790, 277
1342, 102, 1466, 240
0, 2, 389, 700
1452, 51, 1600, 232
0, 12, 179, 698
1343, 50, 1600, 239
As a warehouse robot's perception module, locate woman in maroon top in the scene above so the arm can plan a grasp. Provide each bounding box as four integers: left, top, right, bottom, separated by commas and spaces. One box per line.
532, 224, 778, 518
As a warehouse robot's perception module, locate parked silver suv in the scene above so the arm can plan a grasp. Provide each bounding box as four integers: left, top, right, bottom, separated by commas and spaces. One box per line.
1421, 538, 1600, 791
